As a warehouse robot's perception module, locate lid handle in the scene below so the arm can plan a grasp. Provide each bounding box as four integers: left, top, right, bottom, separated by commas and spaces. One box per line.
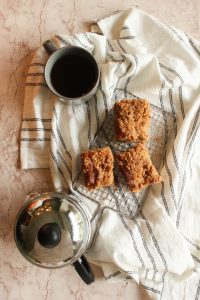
37, 223, 61, 248
73, 255, 95, 285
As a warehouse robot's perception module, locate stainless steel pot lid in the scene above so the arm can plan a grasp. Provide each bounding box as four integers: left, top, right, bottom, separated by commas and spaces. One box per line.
14, 192, 91, 269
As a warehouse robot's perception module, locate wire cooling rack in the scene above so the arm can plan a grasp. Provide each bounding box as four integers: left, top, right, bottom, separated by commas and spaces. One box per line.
73, 91, 176, 217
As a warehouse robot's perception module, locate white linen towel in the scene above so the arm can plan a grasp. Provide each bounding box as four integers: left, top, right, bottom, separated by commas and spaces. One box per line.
20, 8, 200, 299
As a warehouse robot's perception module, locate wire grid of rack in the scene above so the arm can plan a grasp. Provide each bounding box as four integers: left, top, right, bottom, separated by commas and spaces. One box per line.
73, 91, 176, 217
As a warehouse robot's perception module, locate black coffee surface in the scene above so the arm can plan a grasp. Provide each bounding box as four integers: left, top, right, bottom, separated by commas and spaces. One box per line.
50, 54, 98, 98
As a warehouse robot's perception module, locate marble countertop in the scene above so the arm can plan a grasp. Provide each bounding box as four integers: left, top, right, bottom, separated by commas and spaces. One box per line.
0, 0, 200, 299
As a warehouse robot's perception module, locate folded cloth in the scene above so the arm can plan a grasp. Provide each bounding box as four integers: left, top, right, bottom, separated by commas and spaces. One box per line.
20, 8, 200, 300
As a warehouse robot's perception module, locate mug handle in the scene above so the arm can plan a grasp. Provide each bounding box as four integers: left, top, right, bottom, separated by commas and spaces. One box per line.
73, 255, 95, 285
43, 40, 58, 56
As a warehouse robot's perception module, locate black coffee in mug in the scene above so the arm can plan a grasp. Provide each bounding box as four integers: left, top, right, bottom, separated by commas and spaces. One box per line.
50, 54, 98, 98
43, 41, 100, 104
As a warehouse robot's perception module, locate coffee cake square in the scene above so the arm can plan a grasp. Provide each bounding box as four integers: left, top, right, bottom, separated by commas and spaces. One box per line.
113, 99, 150, 142
116, 143, 162, 192
81, 146, 114, 189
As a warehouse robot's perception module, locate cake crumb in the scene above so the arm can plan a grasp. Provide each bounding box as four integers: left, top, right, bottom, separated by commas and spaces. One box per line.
116, 143, 162, 192
113, 99, 150, 142
81, 146, 114, 189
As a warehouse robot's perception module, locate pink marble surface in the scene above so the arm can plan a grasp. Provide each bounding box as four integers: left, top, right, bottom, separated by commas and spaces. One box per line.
0, 0, 200, 299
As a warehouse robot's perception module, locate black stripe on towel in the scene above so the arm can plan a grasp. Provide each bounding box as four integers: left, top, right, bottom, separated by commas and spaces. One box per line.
152, 269, 158, 281
51, 130, 72, 178
141, 285, 161, 295
116, 41, 138, 91
164, 159, 177, 209
55, 35, 71, 46
22, 118, 51, 122
120, 57, 133, 77
26, 72, 44, 76
168, 89, 177, 134
176, 121, 200, 227
171, 146, 179, 172
184, 32, 200, 58
139, 210, 168, 280
189, 143, 196, 179
114, 60, 133, 98
159, 63, 185, 118
117, 184, 158, 272
176, 171, 186, 213
30, 63, 45, 67
120, 36, 136, 40
188, 38, 200, 57
91, 31, 103, 35
160, 80, 178, 209
107, 39, 115, 52
116, 47, 138, 89
168, 88, 179, 171
117, 40, 139, 76
187, 108, 200, 178
94, 94, 100, 131
121, 26, 131, 30
51, 151, 69, 187
122, 53, 138, 97
160, 181, 170, 215
159, 81, 172, 213
187, 106, 200, 145
56, 149, 72, 178
183, 236, 200, 251
192, 254, 200, 264
163, 74, 173, 85
106, 52, 124, 62
108, 187, 145, 268
159, 63, 184, 82
145, 269, 149, 279
73, 34, 91, 51
167, 25, 185, 43
125, 276, 132, 280
159, 80, 168, 145
83, 32, 92, 45
99, 79, 108, 116
124, 77, 131, 98
55, 123, 72, 160
53, 108, 72, 160
178, 85, 185, 119
20, 138, 50, 142
25, 82, 48, 87
21, 128, 51, 132
109, 62, 123, 97
83, 33, 95, 54
195, 279, 200, 300
105, 271, 121, 280
86, 102, 92, 145
130, 214, 158, 272
117, 39, 126, 53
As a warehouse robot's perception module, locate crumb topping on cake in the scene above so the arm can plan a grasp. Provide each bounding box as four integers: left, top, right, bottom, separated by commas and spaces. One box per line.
114, 99, 150, 142
81, 146, 114, 189
116, 143, 162, 192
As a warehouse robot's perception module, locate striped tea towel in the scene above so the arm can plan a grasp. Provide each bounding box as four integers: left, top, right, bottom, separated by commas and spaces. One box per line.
20, 8, 200, 300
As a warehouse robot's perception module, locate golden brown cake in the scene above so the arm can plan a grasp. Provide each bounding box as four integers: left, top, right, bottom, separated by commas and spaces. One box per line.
81, 146, 114, 189
116, 143, 162, 192
113, 99, 151, 142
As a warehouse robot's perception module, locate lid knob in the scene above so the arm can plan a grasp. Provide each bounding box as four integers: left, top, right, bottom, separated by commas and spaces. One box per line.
37, 223, 61, 248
